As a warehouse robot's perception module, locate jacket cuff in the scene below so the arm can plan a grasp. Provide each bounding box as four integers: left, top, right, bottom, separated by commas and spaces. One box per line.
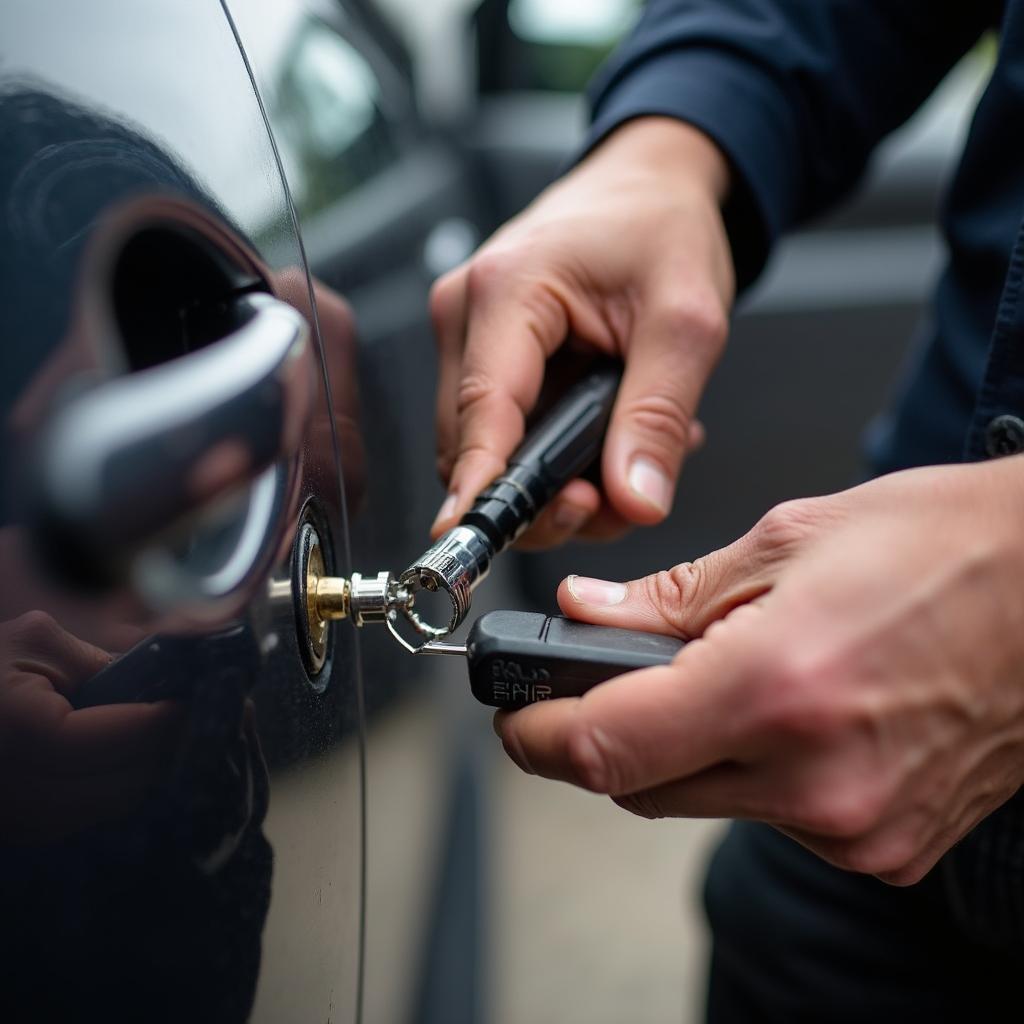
582, 48, 803, 291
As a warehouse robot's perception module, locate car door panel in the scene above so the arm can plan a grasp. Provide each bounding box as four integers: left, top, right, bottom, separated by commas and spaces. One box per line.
228, 4, 490, 1021
1, 3, 364, 1021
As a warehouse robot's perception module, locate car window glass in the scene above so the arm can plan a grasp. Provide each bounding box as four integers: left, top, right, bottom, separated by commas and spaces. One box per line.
508, 0, 638, 46
505, 0, 641, 91
233, 0, 405, 221
275, 18, 402, 218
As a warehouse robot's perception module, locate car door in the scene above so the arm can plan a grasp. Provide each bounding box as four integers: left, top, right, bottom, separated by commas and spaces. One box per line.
0, 3, 365, 1022
225, 4, 492, 1021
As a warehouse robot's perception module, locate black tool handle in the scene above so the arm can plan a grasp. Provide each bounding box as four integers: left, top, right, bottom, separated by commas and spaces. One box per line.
461, 361, 621, 554
466, 610, 683, 709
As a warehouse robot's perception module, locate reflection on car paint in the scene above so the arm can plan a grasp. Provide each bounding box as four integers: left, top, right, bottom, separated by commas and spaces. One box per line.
0, 4, 367, 1018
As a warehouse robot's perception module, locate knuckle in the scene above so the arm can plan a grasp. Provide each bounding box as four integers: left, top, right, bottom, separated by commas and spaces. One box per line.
622, 390, 691, 453
455, 371, 497, 418
749, 649, 847, 741
656, 292, 728, 349
756, 650, 820, 723
645, 564, 703, 635
791, 782, 884, 839
830, 834, 918, 881
754, 498, 821, 552
465, 249, 517, 300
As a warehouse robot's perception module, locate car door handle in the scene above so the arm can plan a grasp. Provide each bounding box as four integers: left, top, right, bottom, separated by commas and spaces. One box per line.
30, 292, 315, 589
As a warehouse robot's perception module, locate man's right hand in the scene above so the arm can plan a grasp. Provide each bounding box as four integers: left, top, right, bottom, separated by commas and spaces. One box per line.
430, 116, 736, 548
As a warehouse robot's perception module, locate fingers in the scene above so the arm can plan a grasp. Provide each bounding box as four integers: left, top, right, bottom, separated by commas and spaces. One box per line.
513, 479, 602, 551
514, 418, 707, 550
430, 258, 571, 537
496, 624, 764, 796
426, 119, 735, 544
600, 282, 726, 525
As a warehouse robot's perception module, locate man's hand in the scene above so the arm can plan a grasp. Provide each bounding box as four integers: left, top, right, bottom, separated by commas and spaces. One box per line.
430, 117, 734, 548
495, 458, 1024, 886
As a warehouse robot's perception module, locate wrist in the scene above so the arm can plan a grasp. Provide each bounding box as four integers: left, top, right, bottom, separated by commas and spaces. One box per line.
582, 116, 731, 205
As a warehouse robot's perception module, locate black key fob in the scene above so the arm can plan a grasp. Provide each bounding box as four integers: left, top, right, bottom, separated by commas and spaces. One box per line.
465, 610, 684, 709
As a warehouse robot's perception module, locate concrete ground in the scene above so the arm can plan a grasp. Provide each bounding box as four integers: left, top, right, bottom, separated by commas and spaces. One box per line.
487, 746, 726, 1024
421, 564, 729, 1024
360, 683, 726, 1024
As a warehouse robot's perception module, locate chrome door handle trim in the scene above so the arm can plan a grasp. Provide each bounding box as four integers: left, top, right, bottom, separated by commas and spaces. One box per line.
32, 292, 314, 586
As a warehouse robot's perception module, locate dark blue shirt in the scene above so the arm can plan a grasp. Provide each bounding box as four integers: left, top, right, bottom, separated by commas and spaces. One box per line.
585, 0, 1021, 474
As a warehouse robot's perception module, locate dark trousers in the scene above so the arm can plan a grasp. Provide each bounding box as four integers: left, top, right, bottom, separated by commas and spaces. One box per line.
703, 809, 1024, 1023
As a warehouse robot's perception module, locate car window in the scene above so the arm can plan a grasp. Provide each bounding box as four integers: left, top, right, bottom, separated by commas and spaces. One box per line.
505, 0, 641, 92
229, 0, 408, 221
508, 0, 638, 46
273, 16, 403, 218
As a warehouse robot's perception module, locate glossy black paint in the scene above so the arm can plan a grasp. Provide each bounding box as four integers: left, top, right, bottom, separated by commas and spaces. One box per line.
1, 3, 365, 1021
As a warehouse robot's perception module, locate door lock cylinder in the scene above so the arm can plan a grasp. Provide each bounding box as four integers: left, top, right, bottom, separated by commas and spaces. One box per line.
304, 548, 443, 655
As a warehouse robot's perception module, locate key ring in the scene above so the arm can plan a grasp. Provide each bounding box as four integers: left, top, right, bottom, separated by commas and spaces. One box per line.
385, 601, 449, 654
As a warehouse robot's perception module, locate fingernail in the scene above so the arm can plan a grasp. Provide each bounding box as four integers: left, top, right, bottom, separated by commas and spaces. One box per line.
628, 456, 672, 514
432, 492, 459, 529
567, 574, 627, 606
553, 502, 590, 532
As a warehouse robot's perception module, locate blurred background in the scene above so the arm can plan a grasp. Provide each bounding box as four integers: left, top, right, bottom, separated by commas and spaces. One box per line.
330, 3, 988, 1022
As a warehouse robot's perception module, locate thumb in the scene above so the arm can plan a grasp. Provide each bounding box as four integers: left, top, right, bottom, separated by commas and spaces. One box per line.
555, 512, 802, 638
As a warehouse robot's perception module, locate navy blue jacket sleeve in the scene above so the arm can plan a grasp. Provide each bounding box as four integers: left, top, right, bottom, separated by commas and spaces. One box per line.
584, 0, 996, 289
